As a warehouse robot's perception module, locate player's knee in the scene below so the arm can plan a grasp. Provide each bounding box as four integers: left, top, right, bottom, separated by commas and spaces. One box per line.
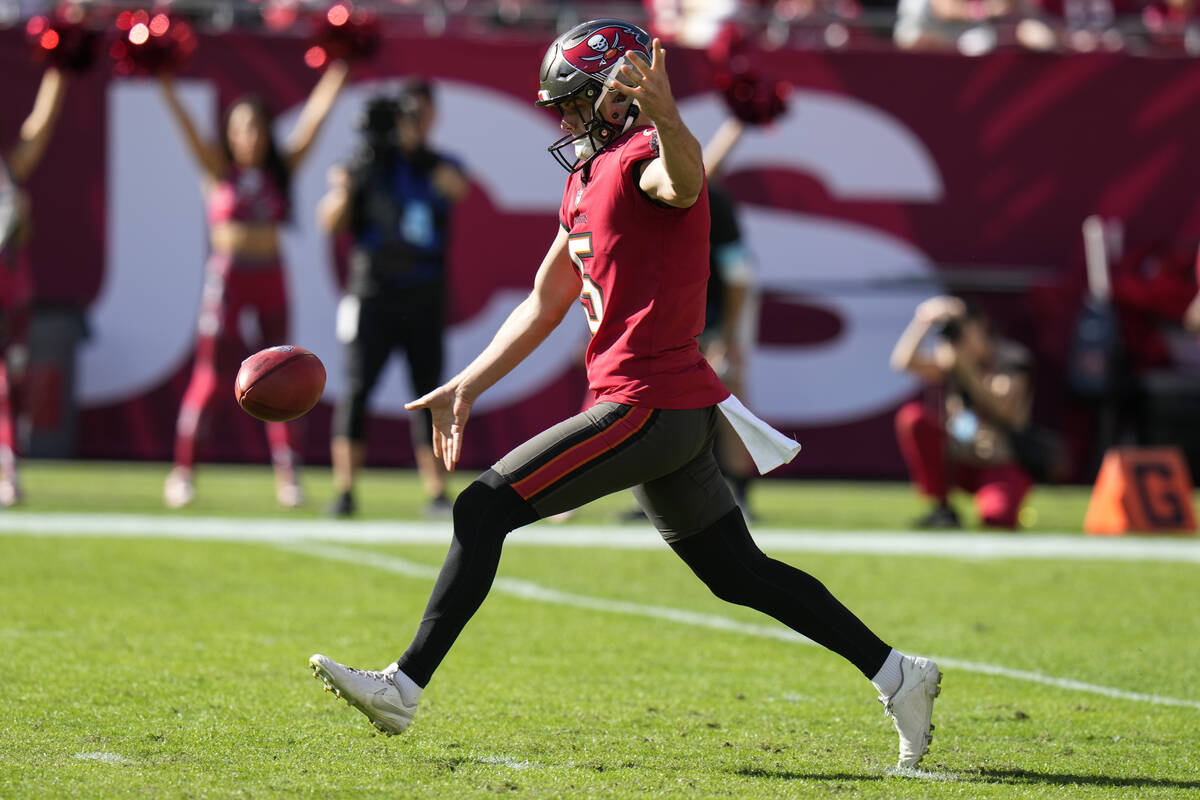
702, 573, 753, 606
452, 472, 536, 541
679, 512, 768, 607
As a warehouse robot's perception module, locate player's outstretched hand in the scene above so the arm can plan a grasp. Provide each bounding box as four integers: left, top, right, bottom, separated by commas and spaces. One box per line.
405, 384, 472, 471
610, 39, 679, 127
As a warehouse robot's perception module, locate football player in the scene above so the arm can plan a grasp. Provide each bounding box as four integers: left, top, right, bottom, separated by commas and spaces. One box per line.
311, 19, 942, 771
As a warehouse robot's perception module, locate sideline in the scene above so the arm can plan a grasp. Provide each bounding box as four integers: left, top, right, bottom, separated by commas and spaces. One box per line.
2, 511, 1199, 563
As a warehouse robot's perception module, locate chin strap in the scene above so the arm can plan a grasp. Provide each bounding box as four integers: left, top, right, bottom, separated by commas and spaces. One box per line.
586, 90, 639, 153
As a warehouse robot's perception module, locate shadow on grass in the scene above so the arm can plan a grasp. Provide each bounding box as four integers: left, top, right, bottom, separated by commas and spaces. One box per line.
974, 768, 1200, 790
733, 767, 882, 782
733, 765, 1200, 790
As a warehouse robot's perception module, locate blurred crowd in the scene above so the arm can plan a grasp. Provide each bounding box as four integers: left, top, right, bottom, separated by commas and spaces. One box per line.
0, 0, 1197, 56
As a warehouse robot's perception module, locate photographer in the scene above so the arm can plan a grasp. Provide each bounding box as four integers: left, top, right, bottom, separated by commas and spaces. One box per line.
319, 82, 469, 517
890, 296, 1035, 529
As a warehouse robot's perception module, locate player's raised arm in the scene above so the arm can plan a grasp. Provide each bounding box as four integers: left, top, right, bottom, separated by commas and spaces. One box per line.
609, 40, 704, 208
405, 228, 581, 469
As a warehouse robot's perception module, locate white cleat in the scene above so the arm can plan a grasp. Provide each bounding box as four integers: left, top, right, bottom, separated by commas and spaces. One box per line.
276, 481, 305, 508
309, 654, 416, 736
880, 655, 942, 769
163, 469, 194, 509
0, 477, 22, 507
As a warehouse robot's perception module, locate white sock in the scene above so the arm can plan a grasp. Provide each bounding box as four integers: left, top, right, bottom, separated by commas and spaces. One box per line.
871, 649, 905, 697
390, 664, 423, 704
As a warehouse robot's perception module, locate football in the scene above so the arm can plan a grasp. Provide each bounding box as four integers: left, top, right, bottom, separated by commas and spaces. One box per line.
235, 345, 326, 422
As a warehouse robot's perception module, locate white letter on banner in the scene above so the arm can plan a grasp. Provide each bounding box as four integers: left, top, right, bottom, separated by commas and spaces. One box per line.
80, 79, 212, 405
681, 92, 944, 425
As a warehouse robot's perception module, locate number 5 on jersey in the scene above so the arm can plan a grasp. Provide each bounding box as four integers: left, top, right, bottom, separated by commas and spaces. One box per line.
569, 232, 604, 335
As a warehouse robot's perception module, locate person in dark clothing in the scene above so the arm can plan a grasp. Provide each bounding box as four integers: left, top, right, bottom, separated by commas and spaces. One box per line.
318, 81, 469, 517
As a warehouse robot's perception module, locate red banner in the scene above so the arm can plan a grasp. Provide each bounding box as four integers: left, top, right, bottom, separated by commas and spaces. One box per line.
3, 29, 1199, 477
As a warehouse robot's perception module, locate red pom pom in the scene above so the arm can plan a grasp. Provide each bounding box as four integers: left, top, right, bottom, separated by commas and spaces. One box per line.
109, 11, 196, 76
307, 1, 380, 67
26, 5, 100, 74
715, 70, 791, 126
708, 25, 791, 127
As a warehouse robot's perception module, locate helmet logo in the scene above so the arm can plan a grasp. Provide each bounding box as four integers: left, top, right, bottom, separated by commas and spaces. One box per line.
563, 24, 648, 75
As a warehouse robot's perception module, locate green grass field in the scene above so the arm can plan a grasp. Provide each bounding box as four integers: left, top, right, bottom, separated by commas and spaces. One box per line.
2, 461, 1198, 798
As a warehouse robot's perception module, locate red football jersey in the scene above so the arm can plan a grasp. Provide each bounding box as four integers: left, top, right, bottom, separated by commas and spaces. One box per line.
559, 126, 729, 409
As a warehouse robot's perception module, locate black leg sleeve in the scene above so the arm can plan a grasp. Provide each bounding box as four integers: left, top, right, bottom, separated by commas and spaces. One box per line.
396, 470, 539, 687
670, 508, 892, 678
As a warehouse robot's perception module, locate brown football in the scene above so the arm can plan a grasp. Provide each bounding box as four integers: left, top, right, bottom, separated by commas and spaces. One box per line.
235, 345, 326, 422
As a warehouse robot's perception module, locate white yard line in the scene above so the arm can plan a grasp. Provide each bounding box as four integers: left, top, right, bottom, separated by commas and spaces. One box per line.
279, 541, 1200, 712
4, 512, 1198, 708
2, 511, 1199, 563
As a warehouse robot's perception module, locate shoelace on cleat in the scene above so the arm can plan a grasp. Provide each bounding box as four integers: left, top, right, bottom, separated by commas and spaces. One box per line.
344, 665, 388, 681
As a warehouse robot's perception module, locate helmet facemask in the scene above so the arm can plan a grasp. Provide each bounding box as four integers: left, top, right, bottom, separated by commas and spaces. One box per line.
535, 20, 651, 173
545, 78, 639, 173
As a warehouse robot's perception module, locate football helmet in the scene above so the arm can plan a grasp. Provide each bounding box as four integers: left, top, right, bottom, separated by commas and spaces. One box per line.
535, 19, 651, 172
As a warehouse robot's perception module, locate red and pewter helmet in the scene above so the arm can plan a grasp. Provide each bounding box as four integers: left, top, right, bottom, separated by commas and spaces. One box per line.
535, 19, 651, 172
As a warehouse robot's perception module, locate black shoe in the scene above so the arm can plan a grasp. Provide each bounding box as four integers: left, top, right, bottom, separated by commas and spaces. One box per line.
914, 504, 961, 529
326, 492, 356, 518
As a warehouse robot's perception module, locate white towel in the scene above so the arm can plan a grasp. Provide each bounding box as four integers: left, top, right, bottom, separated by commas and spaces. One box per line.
717, 394, 802, 475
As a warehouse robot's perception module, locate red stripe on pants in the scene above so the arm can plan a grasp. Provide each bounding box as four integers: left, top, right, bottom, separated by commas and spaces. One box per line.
511, 406, 654, 500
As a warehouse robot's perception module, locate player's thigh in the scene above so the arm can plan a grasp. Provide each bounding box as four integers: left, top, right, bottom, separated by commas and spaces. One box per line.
493, 404, 714, 519
635, 448, 738, 543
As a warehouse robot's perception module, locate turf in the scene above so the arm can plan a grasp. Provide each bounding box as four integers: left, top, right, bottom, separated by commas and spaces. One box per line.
1, 461, 1198, 798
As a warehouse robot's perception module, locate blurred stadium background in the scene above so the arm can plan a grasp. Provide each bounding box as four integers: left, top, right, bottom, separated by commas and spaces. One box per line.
4, 5, 1200, 796
2, 0, 1200, 489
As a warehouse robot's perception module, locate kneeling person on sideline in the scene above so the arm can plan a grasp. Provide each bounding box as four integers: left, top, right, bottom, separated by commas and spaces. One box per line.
891, 295, 1035, 529
309, 19, 942, 770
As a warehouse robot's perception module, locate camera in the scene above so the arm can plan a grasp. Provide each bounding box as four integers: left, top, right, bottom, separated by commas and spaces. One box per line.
937, 317, 963, 343
358, 96, 399, 147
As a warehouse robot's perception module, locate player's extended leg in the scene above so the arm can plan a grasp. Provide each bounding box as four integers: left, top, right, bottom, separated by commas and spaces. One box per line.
647, 450, 941, 769
312, 471, 538, 736
310, 403, 723, 734
398, 405, 718, 684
